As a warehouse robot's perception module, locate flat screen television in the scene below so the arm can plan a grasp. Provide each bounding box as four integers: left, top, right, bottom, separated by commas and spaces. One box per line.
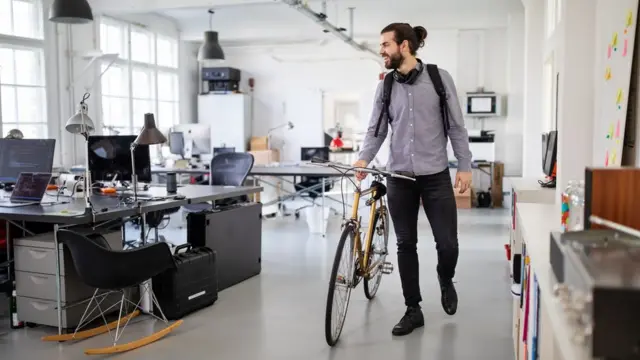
543, 131, 557, 178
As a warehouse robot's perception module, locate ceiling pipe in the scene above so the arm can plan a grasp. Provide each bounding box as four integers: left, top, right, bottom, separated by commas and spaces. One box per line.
281, 0, 380, 61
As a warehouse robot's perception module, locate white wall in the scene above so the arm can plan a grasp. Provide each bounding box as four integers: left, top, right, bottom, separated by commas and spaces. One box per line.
215, 25, 525, 173
522, 0, 545, 177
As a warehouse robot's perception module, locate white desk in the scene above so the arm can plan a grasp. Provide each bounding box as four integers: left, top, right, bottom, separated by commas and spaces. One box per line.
509, 177, 556, 204
508, 177, 557, 278
512, 203, 592, 360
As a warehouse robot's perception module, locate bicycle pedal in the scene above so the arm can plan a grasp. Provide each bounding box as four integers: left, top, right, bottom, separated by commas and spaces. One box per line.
381, 262, 394, 275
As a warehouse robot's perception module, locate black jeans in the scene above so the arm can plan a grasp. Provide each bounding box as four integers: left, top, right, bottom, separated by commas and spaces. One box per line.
386, 168, 459, 307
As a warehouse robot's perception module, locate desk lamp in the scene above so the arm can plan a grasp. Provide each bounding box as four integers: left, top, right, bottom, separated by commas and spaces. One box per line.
4, 129, 23, 139
131, 113, 166, 202
65, 93, 95, 212
267, 121, 294, 150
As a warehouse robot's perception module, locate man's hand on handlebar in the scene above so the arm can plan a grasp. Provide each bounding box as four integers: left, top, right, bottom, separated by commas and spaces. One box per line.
352, 159, 369, 181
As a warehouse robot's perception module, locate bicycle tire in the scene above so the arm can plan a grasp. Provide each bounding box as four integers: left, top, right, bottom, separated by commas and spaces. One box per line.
325, 223, 357, 346
363, 205, 389, 300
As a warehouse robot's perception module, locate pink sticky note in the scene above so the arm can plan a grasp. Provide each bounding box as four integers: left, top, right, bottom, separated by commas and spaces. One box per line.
616, 120, 621, 138
608, 44, 612, 58
623, 39, 629, 56
605, 150, 609, 166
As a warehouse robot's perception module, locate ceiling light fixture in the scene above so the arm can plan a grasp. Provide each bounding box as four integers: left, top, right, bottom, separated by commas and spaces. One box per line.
197, 9, 225, 61
49, 0, 94, 24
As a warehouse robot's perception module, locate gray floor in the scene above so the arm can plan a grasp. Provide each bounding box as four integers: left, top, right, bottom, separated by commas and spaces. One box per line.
0, 207, 513, 360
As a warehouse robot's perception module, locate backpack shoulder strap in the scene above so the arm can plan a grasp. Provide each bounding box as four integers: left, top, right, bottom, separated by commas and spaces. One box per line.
374, 72, 395, 137
425, 64, 452, 137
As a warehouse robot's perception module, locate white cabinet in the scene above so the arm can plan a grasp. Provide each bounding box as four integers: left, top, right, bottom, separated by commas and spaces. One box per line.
197, 94, 252, 152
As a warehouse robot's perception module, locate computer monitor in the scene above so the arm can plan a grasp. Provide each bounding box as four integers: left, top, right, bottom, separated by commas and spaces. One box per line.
169, 132, 185, 158
543, 130, 557, 177
87, 136, 151, 183
213, 147, 235, 157
0, 139, 56, 183
541, 133, 549, 173
301, 146, 330, 162
324, 133, 333, 147
172, 124, 211, 156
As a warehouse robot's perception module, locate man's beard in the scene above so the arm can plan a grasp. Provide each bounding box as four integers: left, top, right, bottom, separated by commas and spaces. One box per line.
384, 53, 404, 70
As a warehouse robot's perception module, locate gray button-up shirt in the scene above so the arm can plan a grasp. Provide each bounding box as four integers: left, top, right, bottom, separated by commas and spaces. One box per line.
359, 64, 472, 175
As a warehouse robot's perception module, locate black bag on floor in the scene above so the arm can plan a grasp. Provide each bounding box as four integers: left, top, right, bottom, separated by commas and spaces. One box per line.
152, 244, 218, 320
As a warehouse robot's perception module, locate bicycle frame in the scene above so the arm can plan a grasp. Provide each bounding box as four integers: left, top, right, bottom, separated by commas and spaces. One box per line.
348, 177, 386, 280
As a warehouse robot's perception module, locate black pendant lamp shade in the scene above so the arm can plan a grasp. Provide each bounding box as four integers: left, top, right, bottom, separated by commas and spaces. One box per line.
49, 0, 94, 24
198, 31, 225, 61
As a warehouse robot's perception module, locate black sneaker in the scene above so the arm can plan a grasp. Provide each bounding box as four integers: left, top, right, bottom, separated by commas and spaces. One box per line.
438, 276, 458, 315
391, 306, 424, 336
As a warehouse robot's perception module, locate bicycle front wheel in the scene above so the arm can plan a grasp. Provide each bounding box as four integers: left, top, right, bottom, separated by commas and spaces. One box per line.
363, 205, 390, 300
325, 223, 357, 346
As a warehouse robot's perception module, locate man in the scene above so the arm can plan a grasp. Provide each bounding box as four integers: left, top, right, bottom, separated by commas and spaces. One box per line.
354, 23, 472, 336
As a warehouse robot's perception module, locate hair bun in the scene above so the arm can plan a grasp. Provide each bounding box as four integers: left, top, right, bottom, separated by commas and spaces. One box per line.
413, 26, 427, 48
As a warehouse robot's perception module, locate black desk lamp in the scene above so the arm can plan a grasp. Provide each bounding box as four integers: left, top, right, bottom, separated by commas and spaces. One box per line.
131, 113, 166, 202
65, 93, 95, 212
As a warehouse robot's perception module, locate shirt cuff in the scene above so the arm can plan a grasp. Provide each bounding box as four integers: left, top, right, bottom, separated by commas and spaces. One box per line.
457, 159, 472, 172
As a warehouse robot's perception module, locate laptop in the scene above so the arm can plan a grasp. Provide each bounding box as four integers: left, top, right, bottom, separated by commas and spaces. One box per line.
0, 172, 52, 207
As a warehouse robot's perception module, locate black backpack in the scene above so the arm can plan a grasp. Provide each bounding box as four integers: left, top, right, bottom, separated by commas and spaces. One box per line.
374, 64, 451, 138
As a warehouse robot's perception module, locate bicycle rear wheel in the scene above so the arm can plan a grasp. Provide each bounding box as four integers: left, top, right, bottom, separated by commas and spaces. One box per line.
363, 205, 390, 300
325, 223, 357, 346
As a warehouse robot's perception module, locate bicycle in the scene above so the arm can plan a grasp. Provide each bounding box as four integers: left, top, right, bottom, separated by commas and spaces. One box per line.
309, 158, 415, 346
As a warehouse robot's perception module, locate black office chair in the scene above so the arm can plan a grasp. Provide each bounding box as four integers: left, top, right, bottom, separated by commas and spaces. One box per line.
123, 209, 180, 249
182, 152, 255, 215
291, 147, 334, 218
43, 230, 182, 355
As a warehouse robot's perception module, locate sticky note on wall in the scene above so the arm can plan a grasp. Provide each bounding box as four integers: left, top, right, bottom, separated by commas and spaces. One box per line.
608, 123, 614, 138
617, 89, 624, 104
628, 10, 634, 27
613, 32, 619, 47
605, 66, 612, 80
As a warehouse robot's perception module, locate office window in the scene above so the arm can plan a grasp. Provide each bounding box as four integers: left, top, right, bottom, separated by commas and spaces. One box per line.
556, 0, 562, 25
545, 0, 556, 37
542, 56, 555, 132
99, 17, 180, 135
0, 0, 47, 139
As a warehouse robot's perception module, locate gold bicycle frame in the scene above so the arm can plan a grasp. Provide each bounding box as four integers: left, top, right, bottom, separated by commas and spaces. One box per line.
349, 179, 386, 279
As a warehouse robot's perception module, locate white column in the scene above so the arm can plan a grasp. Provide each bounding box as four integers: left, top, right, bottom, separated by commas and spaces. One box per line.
555, 0, 597, 202
522, 0, 545, 177
506, 9, 525, 176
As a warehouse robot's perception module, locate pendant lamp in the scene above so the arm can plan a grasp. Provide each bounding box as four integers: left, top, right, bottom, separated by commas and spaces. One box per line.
197, 9, 224, 61
49, 0, 94, 24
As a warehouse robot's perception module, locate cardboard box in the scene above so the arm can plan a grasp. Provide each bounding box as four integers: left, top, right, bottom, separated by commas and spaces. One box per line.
250, 136, 269, 151
454, 187, 472, 209
249, 149, 279, 165
491, 161, 504, 208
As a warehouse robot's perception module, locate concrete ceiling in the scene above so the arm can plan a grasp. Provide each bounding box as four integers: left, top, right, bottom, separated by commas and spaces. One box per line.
91, 0, 522, 45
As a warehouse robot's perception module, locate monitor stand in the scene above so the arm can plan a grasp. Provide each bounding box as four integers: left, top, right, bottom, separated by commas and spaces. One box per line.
538, 177, 556, 189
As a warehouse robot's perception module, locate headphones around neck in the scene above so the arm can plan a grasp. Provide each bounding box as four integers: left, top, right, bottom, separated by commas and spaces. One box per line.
393, 59, 423, 85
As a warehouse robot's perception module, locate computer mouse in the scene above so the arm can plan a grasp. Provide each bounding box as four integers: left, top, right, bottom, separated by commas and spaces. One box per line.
174, 194, 186, 200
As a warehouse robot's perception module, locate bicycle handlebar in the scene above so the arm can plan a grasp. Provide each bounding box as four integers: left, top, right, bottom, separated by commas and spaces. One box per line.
310, 157, 415, 181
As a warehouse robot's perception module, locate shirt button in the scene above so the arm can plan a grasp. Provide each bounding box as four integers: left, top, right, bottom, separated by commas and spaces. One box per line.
410, 124, 413, 126
411, 154, 414, 156
409, 93, 412, 96
410, 108, 413, 111
411, 139, 414, 142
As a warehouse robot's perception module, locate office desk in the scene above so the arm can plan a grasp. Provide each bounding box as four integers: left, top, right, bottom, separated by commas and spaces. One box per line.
0, 184, 262, 334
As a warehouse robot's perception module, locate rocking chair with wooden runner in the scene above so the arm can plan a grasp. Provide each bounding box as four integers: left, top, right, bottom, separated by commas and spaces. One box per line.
41, 229, 183, 355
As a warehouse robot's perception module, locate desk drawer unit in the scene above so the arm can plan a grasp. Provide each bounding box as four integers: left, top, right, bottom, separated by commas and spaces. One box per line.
13, 229, 123, 328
